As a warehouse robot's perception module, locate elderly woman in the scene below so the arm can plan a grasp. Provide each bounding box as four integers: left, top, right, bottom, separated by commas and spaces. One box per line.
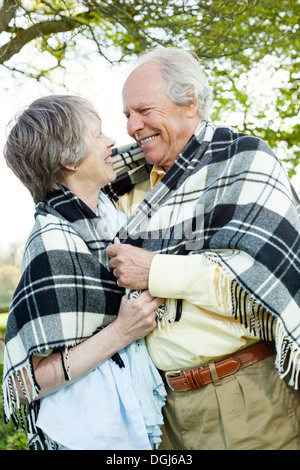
2, 95, 166, 450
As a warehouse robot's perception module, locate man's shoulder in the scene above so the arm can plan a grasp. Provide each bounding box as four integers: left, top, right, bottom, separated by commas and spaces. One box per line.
213, 124, 272, 154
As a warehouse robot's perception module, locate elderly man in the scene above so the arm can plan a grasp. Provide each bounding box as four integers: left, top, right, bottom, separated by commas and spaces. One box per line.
106, 47, 300, 450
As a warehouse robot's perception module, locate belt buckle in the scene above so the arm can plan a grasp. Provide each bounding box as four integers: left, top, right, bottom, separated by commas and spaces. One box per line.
164, 370, 182, 391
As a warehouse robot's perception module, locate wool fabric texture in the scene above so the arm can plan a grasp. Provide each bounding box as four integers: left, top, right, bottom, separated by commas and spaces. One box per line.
104, 120, 300, 388
2, 187, 157, 449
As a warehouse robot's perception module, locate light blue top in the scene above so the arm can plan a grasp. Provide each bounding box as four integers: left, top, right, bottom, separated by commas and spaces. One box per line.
36, 349, 152, 450
36, 192, 166, 450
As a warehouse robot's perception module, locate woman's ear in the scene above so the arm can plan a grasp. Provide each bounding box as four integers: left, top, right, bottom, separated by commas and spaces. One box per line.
64, 164, 78, 171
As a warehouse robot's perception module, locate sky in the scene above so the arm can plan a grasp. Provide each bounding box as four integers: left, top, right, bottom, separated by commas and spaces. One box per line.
0, 48, 299, 252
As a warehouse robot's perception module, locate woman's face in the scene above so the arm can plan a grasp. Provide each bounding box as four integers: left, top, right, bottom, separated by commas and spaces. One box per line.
77, 116, 116, 189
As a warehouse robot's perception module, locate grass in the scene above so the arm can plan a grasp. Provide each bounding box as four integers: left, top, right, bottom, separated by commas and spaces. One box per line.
0, 316, 28, 450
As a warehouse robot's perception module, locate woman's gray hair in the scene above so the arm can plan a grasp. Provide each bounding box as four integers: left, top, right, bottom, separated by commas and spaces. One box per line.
135, 47, 213, 119
4, 95, 101, 203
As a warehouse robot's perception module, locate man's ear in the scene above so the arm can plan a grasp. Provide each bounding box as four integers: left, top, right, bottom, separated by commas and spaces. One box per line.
186, 97, 199, 118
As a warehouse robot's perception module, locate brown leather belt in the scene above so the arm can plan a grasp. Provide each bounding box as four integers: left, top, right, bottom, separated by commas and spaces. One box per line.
160, 342, 274, 392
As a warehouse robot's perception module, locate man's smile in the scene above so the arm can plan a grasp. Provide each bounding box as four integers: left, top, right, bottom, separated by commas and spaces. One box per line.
136, 134, 159, 145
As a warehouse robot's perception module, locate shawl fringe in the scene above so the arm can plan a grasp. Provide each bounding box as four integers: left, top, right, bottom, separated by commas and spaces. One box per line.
2, 187, 126, 449
275, 322, 300, 390
107, 123, 300, 390
204, 252, 299, 390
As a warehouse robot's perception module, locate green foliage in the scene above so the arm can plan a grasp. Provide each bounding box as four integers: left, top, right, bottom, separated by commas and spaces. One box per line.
0, 363, 28, 450
0, 266, 20, 306
2, 427, 27, 450
0, 242, 23, 307
0, 315, 8, 330
0, 315, 27, 449
0, 315, 28, 450
0, 0, 299, 173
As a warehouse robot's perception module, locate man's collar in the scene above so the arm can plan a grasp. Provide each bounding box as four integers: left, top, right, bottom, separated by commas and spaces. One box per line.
150, 165, 166, 189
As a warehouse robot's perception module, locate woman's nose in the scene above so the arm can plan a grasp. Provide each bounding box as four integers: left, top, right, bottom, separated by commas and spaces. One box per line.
105, 135, 115, 148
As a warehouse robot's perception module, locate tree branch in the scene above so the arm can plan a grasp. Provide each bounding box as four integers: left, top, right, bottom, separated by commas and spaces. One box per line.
0, 17, 80, 64
0, 0, 19, 33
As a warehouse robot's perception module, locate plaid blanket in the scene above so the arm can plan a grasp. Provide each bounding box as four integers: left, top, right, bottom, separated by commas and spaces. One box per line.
2, 186, 125, 449
104, 120, 300, 389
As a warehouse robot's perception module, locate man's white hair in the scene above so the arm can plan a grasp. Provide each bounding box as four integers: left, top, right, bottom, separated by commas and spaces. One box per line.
135, 47, 213, 119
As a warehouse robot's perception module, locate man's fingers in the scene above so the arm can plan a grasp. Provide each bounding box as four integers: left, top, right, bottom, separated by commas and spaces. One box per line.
106, 244, 118, 258
106, 240, 125, 258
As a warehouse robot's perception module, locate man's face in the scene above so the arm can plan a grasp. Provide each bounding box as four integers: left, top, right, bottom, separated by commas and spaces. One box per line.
122, 63, 201, 172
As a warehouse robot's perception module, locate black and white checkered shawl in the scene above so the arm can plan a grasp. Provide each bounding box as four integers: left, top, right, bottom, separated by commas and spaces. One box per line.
2, 185, 124, 449
104, 120, 300, 389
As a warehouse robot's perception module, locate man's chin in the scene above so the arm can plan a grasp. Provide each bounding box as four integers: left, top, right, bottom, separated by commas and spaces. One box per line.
142, 151, 159, 165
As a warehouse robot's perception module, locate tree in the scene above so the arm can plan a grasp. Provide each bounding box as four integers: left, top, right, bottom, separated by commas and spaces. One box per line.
0, 240, 24, 267
0, 265, 20, 306
0, 242, 23, 307
0, 0, 299, 174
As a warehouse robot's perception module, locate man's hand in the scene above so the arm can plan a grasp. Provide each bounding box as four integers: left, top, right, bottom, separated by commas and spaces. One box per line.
106, 238, 155, 290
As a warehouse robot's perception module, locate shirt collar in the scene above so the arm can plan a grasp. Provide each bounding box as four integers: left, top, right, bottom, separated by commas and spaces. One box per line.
149, 121, 206, 189
150, 165, 166, 189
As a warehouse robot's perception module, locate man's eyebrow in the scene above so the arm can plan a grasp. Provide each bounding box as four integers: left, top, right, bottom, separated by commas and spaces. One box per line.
123, 102, 152, 114
135, 103, 150, 110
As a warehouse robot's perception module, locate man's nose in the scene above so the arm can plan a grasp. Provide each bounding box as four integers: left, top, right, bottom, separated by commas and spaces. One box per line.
127, 112, 144, 136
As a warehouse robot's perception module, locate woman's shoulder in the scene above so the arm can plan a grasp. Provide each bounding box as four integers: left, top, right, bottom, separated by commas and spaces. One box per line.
22, 211, 87, 266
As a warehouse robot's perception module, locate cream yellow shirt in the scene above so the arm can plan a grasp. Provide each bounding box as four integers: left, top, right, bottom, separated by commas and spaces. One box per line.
118, 166, 266, 372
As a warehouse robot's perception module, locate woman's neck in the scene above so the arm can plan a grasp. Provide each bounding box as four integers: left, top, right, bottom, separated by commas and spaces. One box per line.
60, 176, 100, 216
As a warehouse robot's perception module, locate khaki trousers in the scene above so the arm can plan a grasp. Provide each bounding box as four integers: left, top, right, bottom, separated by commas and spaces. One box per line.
159, 356, 300, 450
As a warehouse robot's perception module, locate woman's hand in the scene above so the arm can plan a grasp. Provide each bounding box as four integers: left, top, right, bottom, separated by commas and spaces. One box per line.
18, 291, 163, 405
111, 290, 164, 345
